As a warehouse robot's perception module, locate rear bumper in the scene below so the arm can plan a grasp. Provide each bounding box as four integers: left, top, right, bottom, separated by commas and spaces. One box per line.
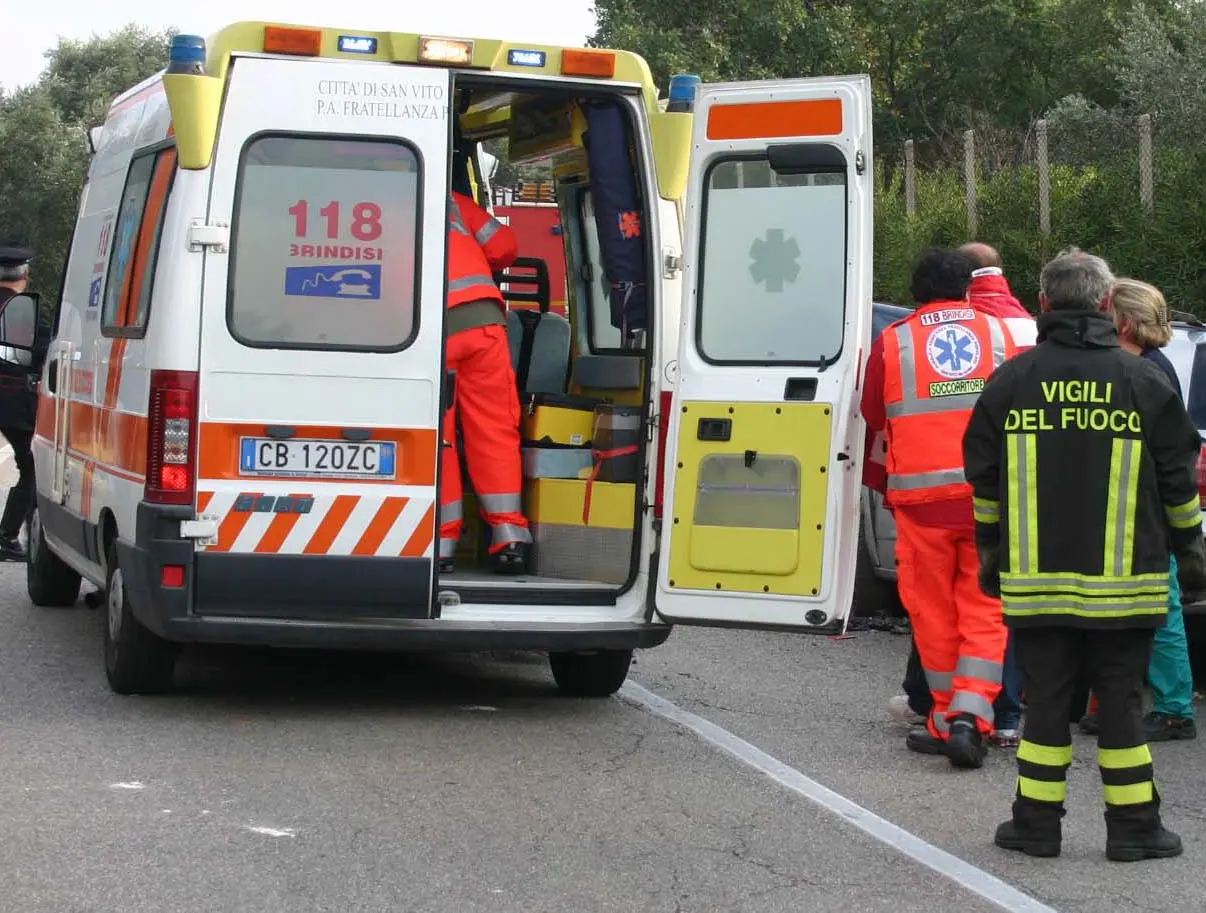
118, 501, 671, 652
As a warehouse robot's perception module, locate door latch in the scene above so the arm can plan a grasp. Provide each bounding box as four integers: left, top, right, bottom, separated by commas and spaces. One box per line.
180, 516, 220, 547
663, 247, 682, 278
188, 219, 230, 253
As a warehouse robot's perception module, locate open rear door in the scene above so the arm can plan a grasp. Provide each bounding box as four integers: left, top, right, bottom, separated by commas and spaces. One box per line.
655, 76, 873, 631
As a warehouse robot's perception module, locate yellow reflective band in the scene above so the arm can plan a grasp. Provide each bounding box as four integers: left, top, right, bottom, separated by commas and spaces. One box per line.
1098, 745, 1153, 770
1001, 571, 1168, 587
1006, 434, 1039, 574
1018, 740, 1074, 768
973, 497, 1000, 525
1004, 603, 1167, 620
1001, 579, 1169, 598
1103, 438, 1141, 578
1019, 776, 1067, 803
1103, 781, 1154, 806
1165, 498, 1202, 530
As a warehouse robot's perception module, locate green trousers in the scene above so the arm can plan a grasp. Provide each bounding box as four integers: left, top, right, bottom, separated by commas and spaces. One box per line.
1150, 555, 1195, 719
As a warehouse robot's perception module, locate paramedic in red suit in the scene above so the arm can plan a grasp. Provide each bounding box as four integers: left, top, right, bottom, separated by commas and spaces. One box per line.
439, 191, 532, 575
861, 248, 1022, 769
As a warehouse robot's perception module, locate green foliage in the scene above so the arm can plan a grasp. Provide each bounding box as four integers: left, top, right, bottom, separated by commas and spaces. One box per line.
0, 27, 173, 308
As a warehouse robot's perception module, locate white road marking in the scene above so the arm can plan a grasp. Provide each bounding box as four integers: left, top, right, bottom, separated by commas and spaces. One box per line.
621, 682, 1058, 913
243, 825, 297, 838
108, 781, 145, 790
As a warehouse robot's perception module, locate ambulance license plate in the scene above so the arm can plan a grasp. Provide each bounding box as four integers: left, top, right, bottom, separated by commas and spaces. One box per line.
238, 438, 396, 480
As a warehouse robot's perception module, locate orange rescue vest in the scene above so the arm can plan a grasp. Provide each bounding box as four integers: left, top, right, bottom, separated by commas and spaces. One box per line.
447, 192, 507, 309
882, 301, 1019, 506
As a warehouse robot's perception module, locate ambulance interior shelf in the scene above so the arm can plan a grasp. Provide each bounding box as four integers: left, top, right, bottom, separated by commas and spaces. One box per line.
444, 77, 650, 593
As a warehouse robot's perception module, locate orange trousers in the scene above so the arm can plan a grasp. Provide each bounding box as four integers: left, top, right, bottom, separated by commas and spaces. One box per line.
895, 510, 1007, 738
439, 323, 531, 558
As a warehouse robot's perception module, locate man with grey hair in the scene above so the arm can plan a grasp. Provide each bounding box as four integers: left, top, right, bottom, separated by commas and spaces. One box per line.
963, 247, 1206, 862
0, 242, 39, 561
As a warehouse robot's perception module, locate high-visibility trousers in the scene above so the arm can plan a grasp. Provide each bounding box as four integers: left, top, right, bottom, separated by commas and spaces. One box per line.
439, 323, 532, 559
895, 510, 1007, 738
1012, 627, 1162, 842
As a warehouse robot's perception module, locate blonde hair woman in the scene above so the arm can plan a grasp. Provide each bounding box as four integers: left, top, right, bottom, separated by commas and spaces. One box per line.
1081, 277, 1196, 743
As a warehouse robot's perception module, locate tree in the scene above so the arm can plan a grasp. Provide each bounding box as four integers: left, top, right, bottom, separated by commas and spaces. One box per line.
0, 26, 174, 307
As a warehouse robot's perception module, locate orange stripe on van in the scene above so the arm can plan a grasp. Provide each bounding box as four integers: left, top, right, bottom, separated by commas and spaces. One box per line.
401, 504, 436, 557
35, 397, 148, 481
215, 493, 261, 552
304, 495, 359, 555
197, 491, 215, 512
107, 83, 166, 117
352, 497, 408, 556
255, 495, 312, 553
706, 98, 843, 141
197, 423, 438, 486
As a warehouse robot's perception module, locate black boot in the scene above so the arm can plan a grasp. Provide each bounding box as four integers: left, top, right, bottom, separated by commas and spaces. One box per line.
906, 727, 946, 755
439, 557, 455, 574
1144, 713, 1197, 742
994, 819, 1061, 858
0, 535, 26, 562
946, 713, 987, 769
1106, 824, 1183, 862
488, 542, 529, 576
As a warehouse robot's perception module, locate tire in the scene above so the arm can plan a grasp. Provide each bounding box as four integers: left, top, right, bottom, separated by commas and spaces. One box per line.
26, 503, 81, 607
103, 543, 176, 695
549, 649, 633, 698
853, 532, 903, 619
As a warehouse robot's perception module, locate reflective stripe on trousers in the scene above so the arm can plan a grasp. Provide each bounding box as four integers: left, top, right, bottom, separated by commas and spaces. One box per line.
1017, 739, 1073, 805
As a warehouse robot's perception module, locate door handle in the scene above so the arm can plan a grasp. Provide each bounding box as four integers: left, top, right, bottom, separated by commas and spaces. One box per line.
47, 360, 58, 394
783, 377, 817, 401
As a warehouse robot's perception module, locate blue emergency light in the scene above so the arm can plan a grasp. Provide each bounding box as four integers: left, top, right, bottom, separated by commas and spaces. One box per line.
167, 34, 207, 75
508, 49, 547, 68
667, 73, 701, 113
338, 35, 378, 54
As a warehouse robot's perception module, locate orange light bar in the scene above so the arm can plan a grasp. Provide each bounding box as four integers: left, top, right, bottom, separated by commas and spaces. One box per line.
706, 98, 843, 141
561, 49, 616, 79
263, 26, 323, 57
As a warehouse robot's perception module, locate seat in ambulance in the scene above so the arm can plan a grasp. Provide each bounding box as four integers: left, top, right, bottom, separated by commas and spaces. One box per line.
499, 258, 572, 396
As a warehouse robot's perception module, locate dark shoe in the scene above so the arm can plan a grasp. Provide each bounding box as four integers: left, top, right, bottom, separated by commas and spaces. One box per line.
946, 714, 987, 769
906, 728, 946, 756
438, 558, 455, 574
1144, 713, 1197, 742
994, 820, 1061, 858
1079, 713, 1099, 736
0, 536, 26, 562
488, 542, 529, 576
1106, 825, 1183, 862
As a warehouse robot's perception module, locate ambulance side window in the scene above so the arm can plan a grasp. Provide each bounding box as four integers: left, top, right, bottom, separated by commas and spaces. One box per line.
695, 158, 848, 364
102, 145, 176, 338
227, 134, 421, 352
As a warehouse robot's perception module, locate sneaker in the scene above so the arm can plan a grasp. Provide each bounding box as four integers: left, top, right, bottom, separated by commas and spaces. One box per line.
946, 713, 987, 769
1144, 713, 1197, 742
990, 728, 1021, 748
0, 536, 26, 562
889, 694, 926, 725
1106, 824, 1183, 862
1079, 713, 1100, 736
905, 727, 946, 756
994, 820, 1061, 858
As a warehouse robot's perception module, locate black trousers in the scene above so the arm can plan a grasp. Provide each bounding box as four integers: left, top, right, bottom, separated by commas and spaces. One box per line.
1012, 627, 1161, 840
0, 427, 33, 539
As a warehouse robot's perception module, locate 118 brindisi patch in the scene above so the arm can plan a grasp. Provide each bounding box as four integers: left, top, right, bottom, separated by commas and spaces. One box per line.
919, 308, 976, 326
929, 378, 986, 397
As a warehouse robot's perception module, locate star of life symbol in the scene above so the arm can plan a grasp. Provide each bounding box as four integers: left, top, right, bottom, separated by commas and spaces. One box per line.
926, 323, 982, 379
749, 229, 800, 293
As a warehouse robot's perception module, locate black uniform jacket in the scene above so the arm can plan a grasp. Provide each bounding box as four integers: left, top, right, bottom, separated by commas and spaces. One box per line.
963, 309, 1202, 630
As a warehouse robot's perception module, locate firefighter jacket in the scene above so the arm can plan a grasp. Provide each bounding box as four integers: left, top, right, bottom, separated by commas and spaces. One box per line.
447, 191, 518, 310
963, 309, 1203, 630
879, 300, 1022, 508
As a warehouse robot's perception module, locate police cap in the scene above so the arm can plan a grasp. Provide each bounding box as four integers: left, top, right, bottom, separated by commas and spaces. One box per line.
0, 242, 33, 269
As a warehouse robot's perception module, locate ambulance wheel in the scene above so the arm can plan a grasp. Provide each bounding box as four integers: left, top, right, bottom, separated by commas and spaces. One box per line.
103, 543, 176, 695
549, 649, 633, 698
26, 504, 82, 607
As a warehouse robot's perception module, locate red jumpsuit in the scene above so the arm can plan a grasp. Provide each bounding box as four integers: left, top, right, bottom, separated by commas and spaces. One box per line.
861, 300, 1024, 738
439, 192, 531, 561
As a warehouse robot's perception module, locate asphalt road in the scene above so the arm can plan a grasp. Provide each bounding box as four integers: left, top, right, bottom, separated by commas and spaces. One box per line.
2, 465, 1203, 911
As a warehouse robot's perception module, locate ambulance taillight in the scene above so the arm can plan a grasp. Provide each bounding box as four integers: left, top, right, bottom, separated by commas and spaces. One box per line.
145, 370, 199, 507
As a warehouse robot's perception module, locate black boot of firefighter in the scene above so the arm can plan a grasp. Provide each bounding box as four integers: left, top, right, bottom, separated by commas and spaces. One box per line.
946, 713, 987, 769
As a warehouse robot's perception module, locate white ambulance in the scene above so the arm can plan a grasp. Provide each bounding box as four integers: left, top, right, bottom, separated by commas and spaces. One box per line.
26, 21, 874, 696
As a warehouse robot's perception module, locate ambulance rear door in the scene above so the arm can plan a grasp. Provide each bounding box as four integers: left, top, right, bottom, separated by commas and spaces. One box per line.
655, 76, 873, 631
195, 56, 450, 620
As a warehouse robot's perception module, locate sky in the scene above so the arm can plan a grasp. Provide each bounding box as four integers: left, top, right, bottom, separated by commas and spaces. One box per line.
4, 0, 598, 90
